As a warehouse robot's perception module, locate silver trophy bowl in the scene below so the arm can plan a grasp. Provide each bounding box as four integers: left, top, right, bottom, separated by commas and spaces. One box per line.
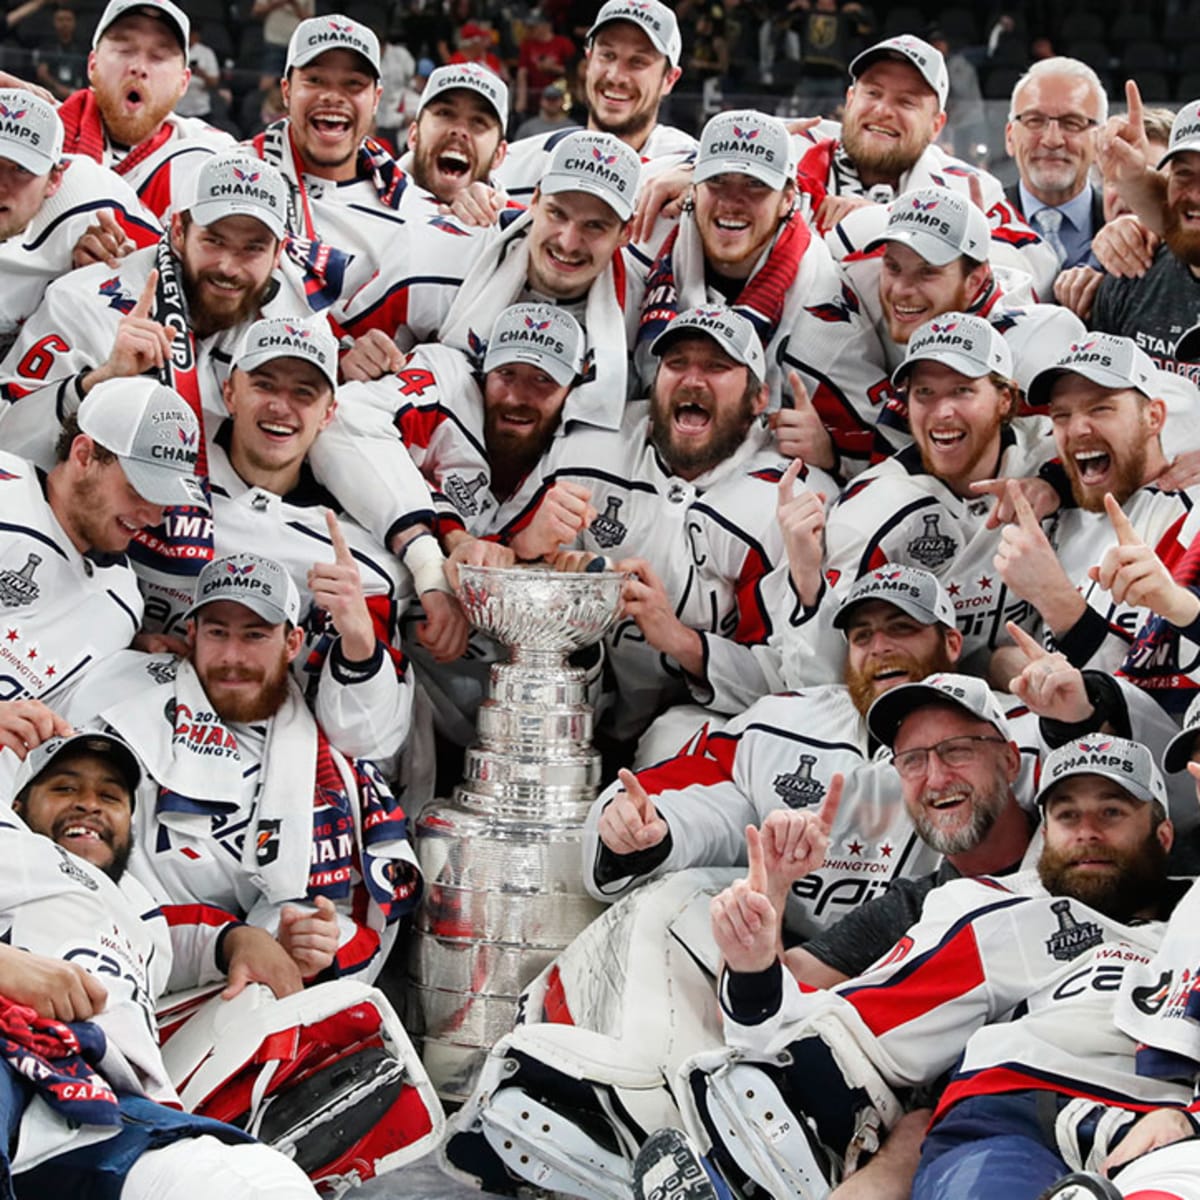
409, 563, 625, 1099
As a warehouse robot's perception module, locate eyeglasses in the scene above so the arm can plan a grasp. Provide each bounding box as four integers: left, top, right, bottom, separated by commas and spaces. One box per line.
891, 735, 1008, 779
1011, 111, 1100, 136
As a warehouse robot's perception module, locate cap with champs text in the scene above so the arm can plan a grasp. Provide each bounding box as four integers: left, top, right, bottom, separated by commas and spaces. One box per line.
418, 62, 508, 128
1034, 735, 1167, 809
78, 378, 206, 509
1025, 333, 1158, 409
286, 15, 381, 78
12, 731, 142, 804
1158, 99, 1200, 168
92, 0, 188, 51
1163, 692, 1200, 773
483, 303, 586, 387
0, 90, 63, 176
186, 552, 302, 627
694, 110, 792, 193
187, 152, 288, 241
867, 186, 991, 266
833, 565, 957, 632
236, 316, 339, 389
650, 305, 767, 381
539, 130, 641, 221
893, 312, 1013, 385
586, 0, 682, 68
850, 34, 949, 110
867, 671, 1013, 749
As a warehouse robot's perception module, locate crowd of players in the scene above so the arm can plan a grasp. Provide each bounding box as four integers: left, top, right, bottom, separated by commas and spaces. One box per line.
2, 0, 1200, 1197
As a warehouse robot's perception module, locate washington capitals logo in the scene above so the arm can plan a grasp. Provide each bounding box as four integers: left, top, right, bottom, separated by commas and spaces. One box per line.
732, 124, 760, 140
524, 317, 552, 332
467, 328, 487, 363
694, 307, 723, 319
911, 198, 938, 211
930, 321, 958, 334
592, 146, 618, 165
806, 282, 862, 324
873, 569, 903, 581
1076, 738, 1113, 753
0, 103, 26, 120
430, 215, 471, 236
1069, 341, 1096, 353
226, 562, 255, 577
232, 167, 260, 183
283, 324, 310, 338
178, 427, 196, 448
328, 20, 353, 31
0, 468, 19, 481
99, 277, 134, 314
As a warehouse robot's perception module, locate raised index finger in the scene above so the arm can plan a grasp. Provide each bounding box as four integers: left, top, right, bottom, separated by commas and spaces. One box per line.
777, 457, 804, 507
324, 508, 354, 564
616, 768, 653, 820
817, 772, 844, 832
1005, 619, 1047, 661
745, 823, 767, 894
1104, 491, 1141, 547
131, 269, 158, 319
1007, 479, 1041, 530
1124, 78, 1144, 131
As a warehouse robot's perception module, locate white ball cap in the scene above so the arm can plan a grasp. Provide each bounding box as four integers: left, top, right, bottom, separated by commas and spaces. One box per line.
236, 316, 339, 390
868, 186, 991, 266
92, 0, 188, 51
650, 305, 767, 381
1025, 333, 1159, 409
483, 304, 586, 387
834, 565, 956, 632
0, 89, 62, 177
186, 552, 301, 627
850, 34, 949, 111
1159, 99, 1200, 168
419, 63, 508, 129
286, 15, 381, 78
1035, 735, 1167, 810
695, 110, 792, 193
586, 0, 682, 68
893, 312, 1013, 385
188, 152, 289, 241
77, 378, 207, 510
867, 671, 1013, 749
1163, 692, 1200, 773
540, 131, 641, 222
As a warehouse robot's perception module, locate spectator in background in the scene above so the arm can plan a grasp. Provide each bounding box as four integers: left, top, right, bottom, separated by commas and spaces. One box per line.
449, 20, 509, 83
33, 5, 85, 101
790, 0, 859, 100
377, 26, 417, 150
929, 26, 985, 162
515, 9, 574, 116
515, 80, 571, 139
681, 1, 728, 96
176, 25, 221, 120
252, 0, 314, 91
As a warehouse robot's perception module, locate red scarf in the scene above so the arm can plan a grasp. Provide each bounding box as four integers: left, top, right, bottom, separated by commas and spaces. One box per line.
58, 87, 175, 176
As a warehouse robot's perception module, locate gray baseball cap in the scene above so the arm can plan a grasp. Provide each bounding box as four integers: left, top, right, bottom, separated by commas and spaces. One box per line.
850, 35, 949, 111
12, 730, 142, 802
650, 306, 767, 381
833, 565, 956, 632
483, 303, 585, 387
1163, 692, 1200, 773
694, 110, 792, 193
188, 152, 288, 241
286, 14, 381, 77
1025, 333, 1158, 409
419, 62, 508, 128
1035, 735, 1168, 809
0, 90, 63, 176
78, 378, 206, 509
1158, 99, 1200, 168
186, 552, 302, 626
236, 315, 339, 389
93, 0, 188, 51
893, 312, 1013, 385
867, 671, 1013, 749
868, 186, 991, 266
540, 131, 641, 221
586, 0, 682, 68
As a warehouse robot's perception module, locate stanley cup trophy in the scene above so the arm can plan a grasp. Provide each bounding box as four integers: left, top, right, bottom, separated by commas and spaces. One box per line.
408, 563, 624, 1100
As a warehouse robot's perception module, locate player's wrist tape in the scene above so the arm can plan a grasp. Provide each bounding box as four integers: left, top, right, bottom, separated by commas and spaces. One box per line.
402, 532, 452, 595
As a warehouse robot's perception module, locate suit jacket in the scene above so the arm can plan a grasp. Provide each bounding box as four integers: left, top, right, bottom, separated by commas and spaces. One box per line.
1005, 183, 1106, 266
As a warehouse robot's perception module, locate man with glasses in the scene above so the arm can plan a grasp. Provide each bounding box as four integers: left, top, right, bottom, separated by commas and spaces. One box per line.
1004, 58, 1109, 271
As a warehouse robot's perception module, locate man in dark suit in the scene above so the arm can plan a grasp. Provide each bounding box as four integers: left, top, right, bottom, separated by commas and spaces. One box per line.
1004, 57, 1108, 269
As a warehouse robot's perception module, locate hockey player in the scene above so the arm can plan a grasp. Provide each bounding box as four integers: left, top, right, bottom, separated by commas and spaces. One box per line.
996, 335, 1198, 707
58, 0, 232, 221
633, 108, 894, 476
493, 0, 694, 204
59, 550, 423, 986
0, 378, 201, 789
780, 312, 1047, 688
0, 89, 160, 361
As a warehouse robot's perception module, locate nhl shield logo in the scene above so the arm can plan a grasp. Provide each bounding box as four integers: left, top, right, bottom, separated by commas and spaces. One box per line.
445, 471, 489, 517
906, 513, 956, 569
590, 495, 628, 549
773, 754, 825, 808
0, 552, 41, 608
1044, 898, 1104, 962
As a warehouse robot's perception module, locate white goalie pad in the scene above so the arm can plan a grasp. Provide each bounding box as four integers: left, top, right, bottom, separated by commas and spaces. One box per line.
158, 979, 445, 1196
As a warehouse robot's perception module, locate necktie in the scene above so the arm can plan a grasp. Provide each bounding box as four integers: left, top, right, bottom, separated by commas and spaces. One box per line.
1033, 207, 1067, 264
